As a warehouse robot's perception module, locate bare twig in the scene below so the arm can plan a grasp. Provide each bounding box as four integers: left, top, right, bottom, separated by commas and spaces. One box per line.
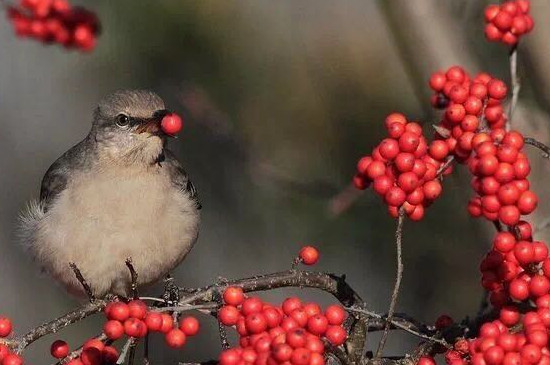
436, 156, 455, 178
126, 258, 139, 299
376, 208, 405, 358
508, 46, 519, 130
347, 308, 449, 348
69, 263, 95, 302
116, 338, 137, 365
9, 298, 110, 354
524, 137, 550, 158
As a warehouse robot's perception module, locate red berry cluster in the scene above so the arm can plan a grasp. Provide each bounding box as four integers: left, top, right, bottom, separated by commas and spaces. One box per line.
6, 0, 100, 52
467, 131, 536, 226
102, 299, 199, 350
429, 66, 508, 147
218, 287, 348, 365
353, 113, 444, 221
0, 317, 23, 365
468, 315, 550, 365
484, 0, 533, 46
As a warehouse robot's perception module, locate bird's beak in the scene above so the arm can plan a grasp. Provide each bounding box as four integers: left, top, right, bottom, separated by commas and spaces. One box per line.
135, 119, 162, 135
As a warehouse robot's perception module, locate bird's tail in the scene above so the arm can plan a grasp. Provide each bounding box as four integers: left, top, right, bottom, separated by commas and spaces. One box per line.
17, 199, 45, 250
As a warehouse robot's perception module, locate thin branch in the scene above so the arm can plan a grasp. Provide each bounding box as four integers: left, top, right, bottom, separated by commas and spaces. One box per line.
126, 258, 139, 299
348, 308, 448, 347
116, 338, 137, 365
508, 46, 519, 130
524, 137, 550, 158
9, 298, 110, 354
70, 263, 95, 302
436, 156, 455, 178
178, 270, 364, 309
376, 209, 405, 358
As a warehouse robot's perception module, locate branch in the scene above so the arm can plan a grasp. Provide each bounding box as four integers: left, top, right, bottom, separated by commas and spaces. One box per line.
178, 270, 364, 308
375, 209, 405, 358
508, 46, 520, 129
6, 298, 110, 354
524, 137, 550, 158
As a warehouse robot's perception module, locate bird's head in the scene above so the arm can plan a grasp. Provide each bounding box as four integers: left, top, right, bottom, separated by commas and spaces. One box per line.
90, 89, 172, 165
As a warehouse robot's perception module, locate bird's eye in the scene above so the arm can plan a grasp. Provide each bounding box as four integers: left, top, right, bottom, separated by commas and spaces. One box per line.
115, 114, 130, 128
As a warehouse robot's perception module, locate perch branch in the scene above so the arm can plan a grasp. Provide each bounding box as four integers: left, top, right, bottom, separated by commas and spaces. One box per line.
375, 209, 405, 358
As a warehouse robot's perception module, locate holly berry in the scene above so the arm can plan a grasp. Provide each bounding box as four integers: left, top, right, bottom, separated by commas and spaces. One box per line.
50, 340, 70, 359
299, 246, 320, 265
161, 113, 183, 135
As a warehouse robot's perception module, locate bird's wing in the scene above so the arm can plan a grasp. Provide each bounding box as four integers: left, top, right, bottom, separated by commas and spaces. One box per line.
40, 139, 90, 212
164, 150, 202, 210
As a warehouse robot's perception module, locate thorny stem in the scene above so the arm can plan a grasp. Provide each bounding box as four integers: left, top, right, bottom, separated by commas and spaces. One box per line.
375, 208, 405, 358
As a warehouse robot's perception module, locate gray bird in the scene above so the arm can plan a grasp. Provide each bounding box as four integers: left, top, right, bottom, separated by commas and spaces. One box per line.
19, 90, 201, 298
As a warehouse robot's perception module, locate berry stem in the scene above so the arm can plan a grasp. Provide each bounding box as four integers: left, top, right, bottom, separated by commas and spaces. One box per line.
376, 208, 405, 358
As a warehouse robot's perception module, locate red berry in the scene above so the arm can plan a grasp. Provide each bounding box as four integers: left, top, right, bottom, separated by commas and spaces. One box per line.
245, 313, 268, 334
385, 186, 406, 207
499, 205, 520, 226
291, 348, 311, 365
161, 113, 183, 135
299, 246, 320, 265
102, 346, 119, 364
395, 152, 415, 172
145, 312, 163, 332
241, 297, 263, 316
429, 72, 447, 91
103, 320, 124, 340
160, 313, 174, 333
80, 347, 101, 365
384, 113, 407, 129
127, 300, 147, 319
165, 328, 187, 348
51, 340, 70, 359
307, 314, 329, 335
282, 297, 302, 315
487, 79, 508, 100
509, 278, 530, 301
106, 302, 130, 322
0, 317, 12, 337
2, 354, 23, 365
325, 325, 347, 346
325, 305, 347, 325
219, 306, 240, 326
123, 318, 147, 338
179, 316, 200, 336
379, 139, 400, 160
223, 287, 244, 306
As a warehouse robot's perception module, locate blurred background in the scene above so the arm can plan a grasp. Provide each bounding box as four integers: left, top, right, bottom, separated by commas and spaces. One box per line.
1, 0, 550, 363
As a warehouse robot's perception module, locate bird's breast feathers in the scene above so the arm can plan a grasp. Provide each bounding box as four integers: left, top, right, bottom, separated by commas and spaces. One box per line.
25, 165, 200, 297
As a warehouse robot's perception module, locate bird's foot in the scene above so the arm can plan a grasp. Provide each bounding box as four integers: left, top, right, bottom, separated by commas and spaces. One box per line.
162, 274, 180, 303
125, 258, 139, 299
69, 262, 96, 302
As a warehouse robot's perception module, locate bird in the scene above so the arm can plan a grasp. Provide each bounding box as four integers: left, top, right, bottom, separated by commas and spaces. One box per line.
18, 89, 201, 298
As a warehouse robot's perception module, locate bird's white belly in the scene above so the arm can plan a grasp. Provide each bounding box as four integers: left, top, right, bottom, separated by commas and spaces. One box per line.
32, 168, 199, 297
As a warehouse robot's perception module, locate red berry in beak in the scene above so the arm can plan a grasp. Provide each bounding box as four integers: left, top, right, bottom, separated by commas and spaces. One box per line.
161, 113, 183, 135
